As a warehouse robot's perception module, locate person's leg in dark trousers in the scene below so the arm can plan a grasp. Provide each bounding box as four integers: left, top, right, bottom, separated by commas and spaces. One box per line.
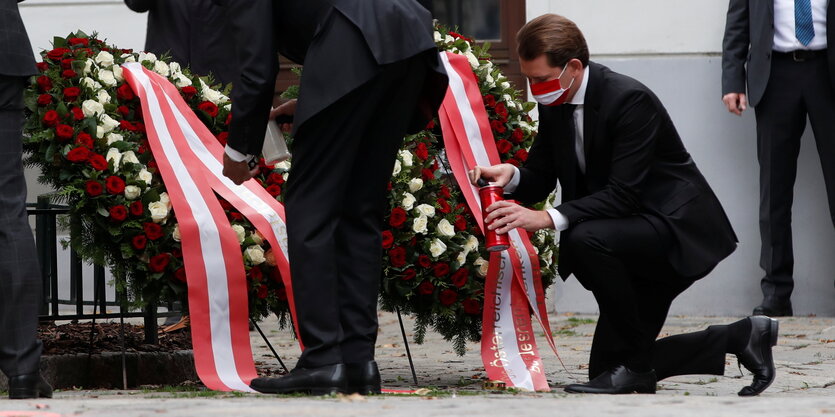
804, 58, 835, 251
753, 55, 808, 313
0, 75, 50, 398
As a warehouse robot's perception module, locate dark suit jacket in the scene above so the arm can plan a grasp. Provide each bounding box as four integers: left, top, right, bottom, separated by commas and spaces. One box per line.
0, 0, 36, 77
223, 0, 448, 156
510, 62, 737, 280
722, 0, 835, 107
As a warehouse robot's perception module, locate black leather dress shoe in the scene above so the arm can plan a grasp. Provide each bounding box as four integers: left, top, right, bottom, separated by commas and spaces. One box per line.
346, 360, 381, 395
9, 373, 53, 399
752, 300, 793, 317
564, 365, 656, 394
250, 364, 347, 395
737, 315, 778, 396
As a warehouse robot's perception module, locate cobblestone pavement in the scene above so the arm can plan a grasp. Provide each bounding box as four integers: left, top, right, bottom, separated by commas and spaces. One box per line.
1, 313, 833, 416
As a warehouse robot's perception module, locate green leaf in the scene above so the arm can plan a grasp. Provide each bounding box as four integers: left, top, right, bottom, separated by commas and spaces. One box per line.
44, 142, 57, 162
52, 36, 67, 48
55, 102, 69, 119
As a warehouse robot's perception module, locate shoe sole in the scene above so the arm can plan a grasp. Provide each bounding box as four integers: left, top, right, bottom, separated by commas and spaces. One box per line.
252, 386, 345, 396
349, 385, 382, 395
8, 390, 52, 399
564, 385, 655, 394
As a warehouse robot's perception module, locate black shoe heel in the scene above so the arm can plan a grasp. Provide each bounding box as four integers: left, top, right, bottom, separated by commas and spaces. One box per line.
769, 319, 779, 347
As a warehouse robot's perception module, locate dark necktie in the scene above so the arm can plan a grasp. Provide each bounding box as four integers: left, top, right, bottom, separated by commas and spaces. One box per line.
795, 0, 815, 46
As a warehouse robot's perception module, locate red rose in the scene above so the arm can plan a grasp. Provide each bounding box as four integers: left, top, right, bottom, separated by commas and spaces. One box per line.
432, 262, 450, 277
71, 107, 84, 120
425, 119, 436, 130
36, 62, 49, 72
454, 215, 467, 231
421, 168, 435, 181
197, 101, 219, 117
65, 147, 90, 162
381, 230, 394, 249
267, 172, 284, 185
46, 47, 68, 61
42, 110, 59, 127
449, 31, 473, 42
36, 76, 52, 93
109, 205, 128, 222
437, 198, 451, 214
388, 246, 407, 268
215, 132, 228, 146
68, 37, 89, 46
225, 113, 233, 125
174, 267, 187, 283
129, 200, 144, 216
181, 86, 197, 99
75, 132, 93, 148
265, 184, 281, 197
388, 207, 407, 228
401, 268, 416, 281
105, 176, 126, 194
490, 120, 507, 134
511, 128, 525, 143
451, 268, 469, 288
275, 287, 288, 301
417, 280, 435, 295
148, 253, 170, 272
62, 86, 81, 102
495, 102, 509, 121
60, 58, 74, 70
172, 249, 183, 258
119, 120, 136, 131
117, 105, 130, 117
248, 266, 264, 281
143, 222, 163, 240
85, 180, 103, 196
483, 94, 496, 108
496, 139, 512, 154
55, 124, 74, 141
439, 185, 451, 199
88, 154, 108, 171
131, 234, 147, 250
463, 298, 481, 315
417, 255, 432, 269
147, 160, 158, 170
257, 285, 268, 299
514, 149, 529, 162
37, 94, 52, 106
116, 83, 135, 101
415, 142, 429, 160
439, 289, 458, 306
505, 158, 520, 167
61, 69, 77, 79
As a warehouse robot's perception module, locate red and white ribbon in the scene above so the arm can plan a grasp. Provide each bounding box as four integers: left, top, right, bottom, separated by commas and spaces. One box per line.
122, 63, 301, 391
438, 51, 560, 391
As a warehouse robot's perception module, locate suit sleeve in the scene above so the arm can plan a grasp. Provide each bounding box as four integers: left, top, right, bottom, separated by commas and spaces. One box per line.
226, 0, 278, 156
124, 0, 153, 13
508, 107, 560, 205
555, 90, 659, 224
721, 0, 750, 95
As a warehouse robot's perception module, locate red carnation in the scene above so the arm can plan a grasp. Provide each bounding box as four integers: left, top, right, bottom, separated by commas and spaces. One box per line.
116, 83, 135, 101
55, 124, 74, 141
71, 107, 84, 120
511, 128, 525, 143
451, 268, 469, 288
37, 94, 52, 106
175, 267, 187, 283
415, 142, 429, 160
439, 289, 458, 306
61, 69, 77, 79
63, 86, 81, 102
388, 207, 407, 228
432, 262, 450, 277
129, 200, 144, 216
381, 230, 394, 249
514, 149, 529, 162
68, 37, 89, 46
266, 185, 282, 197
197, 101, 218, 117
437, 198, 451, 214
401, 268, 416, 281
496, 139, 512, 154
181, 86, 197, 99
417, 255, 432, 269
454, 215, 467, 231
143, 222, 163, 240
36, 62, 49, 72
388, 246, 407, 268
215, 132, 228, 146
463, 298, 481, 315
109, 205, 128, 222
88, 154, 108, 171
42, 110, 59, 127
417, 280, 435, 295
148, 253, 170, 272
105, 176, 126, 194
490, 120, 507, 134
65, 147, 90, 162
85, 180, 103, 196
131, 234, 147, 250
117, 105, 130, 117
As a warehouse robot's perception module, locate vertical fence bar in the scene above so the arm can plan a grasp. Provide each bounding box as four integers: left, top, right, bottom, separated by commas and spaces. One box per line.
35, 197, 50, 316
94, 265, 106, 313
71, 249, 83, 315
144, 302, 158, 344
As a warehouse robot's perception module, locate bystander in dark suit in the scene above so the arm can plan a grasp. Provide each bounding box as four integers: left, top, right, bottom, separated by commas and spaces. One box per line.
219, 0, 448, 395
0, 0, 52, 400
722, 0, 835, 317
472, 14, 777, 396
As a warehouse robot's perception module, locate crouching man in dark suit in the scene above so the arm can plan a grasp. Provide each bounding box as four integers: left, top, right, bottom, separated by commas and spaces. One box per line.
471, 14, 777, 396
219, 0, 447, 395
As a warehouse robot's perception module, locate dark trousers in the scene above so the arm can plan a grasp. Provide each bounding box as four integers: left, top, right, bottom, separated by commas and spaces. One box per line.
284, 56, 427, 368
562, 216, 727, 380
754, 53, 835, 303
0, 75, 43, 378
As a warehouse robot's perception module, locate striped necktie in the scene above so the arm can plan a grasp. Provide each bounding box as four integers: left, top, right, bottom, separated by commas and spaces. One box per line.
795, 0, 815, 46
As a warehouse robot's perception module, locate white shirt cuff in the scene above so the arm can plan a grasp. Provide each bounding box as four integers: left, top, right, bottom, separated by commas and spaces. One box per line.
546, 208, 569, 231
224, 145, 252, 162
504, 166, 521, 193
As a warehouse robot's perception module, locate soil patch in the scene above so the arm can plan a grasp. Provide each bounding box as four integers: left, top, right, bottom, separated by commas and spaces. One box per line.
38, 322, 191, 355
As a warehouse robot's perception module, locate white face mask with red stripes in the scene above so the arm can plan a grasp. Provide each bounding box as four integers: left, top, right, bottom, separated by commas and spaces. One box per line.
529, 65, 575, 106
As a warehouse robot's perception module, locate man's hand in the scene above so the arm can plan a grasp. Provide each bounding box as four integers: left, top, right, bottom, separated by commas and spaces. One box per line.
722, 92, 747, 116
483, 200, 553, 234
270, 99, 297, 132
222, 153, 259, 185
469, 164, 516, 187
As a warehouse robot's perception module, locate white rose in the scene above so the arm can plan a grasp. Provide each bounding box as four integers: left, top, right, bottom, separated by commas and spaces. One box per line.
172, 224, 181, 242
96, 126, 105, 139
138, 168, 153, 185
120, 53, 136, 63
485, 73, 495, 87
275, 161, 291, 171
250, 231, 264, 245
83, 59, 94, 75
199, 79, 228, 105
148, 201, 169, 223
112, 65, 124, 82
501, 81, 511, 89
436, 218, 456, 237
392, 160, 401, 176
81, 99, 104, 118
153, 60, 170, 77
223, 103, 231, 111
245, 245, 266, 265
412, 215, 428, 234
124, 185, 141, 200
94, 51, 114, 67
81, 76, 102, 91
121, 150, 139, 166
465, 51, 479, 68
463, 234, 479, 253
408, 178, 423, 193
99, 114, 120, 134
174, 72, 192, 88
541, 249, 553, 267
106, 133, 124, 145
429, 238, 447, 258
456, 251, 467, 265
474, 257, 489, 277
96, 89, 111, 104
401, 192, 416, 211
159, 192, 171, 208
232, 224, 246, 243
433, 31, 442, 43
398, 149, 413, 167
169, 62, 181, 74
105, 148, 122, 169
98, 70, 117, 87
138, 51, 157, 64
416, 204, 435, 218
444, 34, 454, 43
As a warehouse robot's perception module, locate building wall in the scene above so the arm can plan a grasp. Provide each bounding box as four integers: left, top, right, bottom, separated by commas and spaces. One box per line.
528, 1, 835, 316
